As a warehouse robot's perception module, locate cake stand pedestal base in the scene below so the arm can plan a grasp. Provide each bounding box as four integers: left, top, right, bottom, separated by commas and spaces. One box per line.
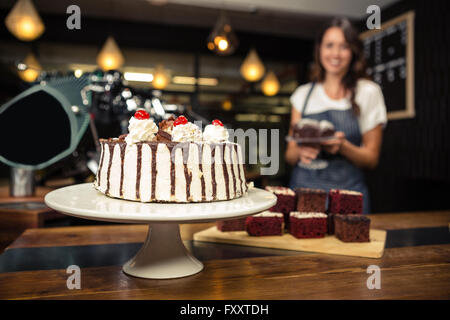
122, 223, 203, 279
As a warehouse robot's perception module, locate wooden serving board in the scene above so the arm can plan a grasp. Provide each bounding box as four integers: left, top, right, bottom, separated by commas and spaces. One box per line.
194, 227, 387, 259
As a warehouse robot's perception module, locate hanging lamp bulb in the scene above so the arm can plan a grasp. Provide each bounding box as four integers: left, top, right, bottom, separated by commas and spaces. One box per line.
152, 64, 170, 89
240, 49, 265, 82
18, 53, 41, 82
97, 36, 124, 71
262, 71, 280, 96
207, 12, 238, 56
5, 0, 45, 41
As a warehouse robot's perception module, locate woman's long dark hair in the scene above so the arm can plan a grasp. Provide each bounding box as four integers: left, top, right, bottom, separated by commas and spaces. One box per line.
310, 18, 368, 115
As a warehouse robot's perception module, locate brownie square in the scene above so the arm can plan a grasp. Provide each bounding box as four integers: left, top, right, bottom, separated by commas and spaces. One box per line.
245, 212, 284, 236
289, 212, 327, 239
265, 186, 296, 229
334, 214, 370, 242
328, 189, 363, 214
216, 217, 247, 232
296, 188, 327, 213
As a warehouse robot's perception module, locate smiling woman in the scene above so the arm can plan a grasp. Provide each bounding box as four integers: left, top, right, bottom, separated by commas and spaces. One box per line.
285, 18, 387, 214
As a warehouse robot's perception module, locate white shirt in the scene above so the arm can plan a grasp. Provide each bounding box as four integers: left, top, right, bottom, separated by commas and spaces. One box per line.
290, 79, 387, 134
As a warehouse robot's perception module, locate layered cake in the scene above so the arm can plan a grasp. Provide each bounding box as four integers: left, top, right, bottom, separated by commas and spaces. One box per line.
94, 111, 248, 202
292, 118, 320, 139
296, 188, 327, 213
334, 214, 370, 242
265, 186, 296, 229
216, 218, 246, 232
289, 212, 327, 239
292, 118, 336, 139
245, 211, 284, 236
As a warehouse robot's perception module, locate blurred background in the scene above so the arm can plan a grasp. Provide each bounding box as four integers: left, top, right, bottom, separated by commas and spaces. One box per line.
0, 0, 448, 227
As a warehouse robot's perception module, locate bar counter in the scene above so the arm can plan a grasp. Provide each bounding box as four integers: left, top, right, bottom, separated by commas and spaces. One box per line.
0, 211, 449, 300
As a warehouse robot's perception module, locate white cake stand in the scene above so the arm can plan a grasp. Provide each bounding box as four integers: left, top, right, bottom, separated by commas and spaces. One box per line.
44, 183, 276, 279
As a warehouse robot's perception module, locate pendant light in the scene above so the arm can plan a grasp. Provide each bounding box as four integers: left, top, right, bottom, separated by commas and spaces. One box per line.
152, 64, 170, 89
240, 49, 265, 82
97, 36, 124, 71
5, 0, 45, 41
261, 71, 280, 96
207, 12, 238, 56
18, 53, 41, 82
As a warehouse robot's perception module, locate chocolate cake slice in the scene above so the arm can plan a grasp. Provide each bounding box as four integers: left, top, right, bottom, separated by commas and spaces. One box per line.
334, 214, 370, 242
328, 189, 363, 214
245, 211, 284, 236
292, 118, 320, 139
265, 186, 296, 229
289, 212, 327, 239
296, 188, 327, 213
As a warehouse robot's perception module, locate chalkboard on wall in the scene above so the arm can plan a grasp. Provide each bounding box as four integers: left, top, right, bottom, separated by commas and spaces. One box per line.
360, 11, 415, 120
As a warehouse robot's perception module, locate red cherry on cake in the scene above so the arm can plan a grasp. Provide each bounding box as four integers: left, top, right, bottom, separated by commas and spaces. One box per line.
174, 115, 188, 126
134, 110, 150, 120
212, 119, 223, 126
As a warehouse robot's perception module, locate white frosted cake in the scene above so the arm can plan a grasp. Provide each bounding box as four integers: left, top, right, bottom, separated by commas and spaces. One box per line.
94, 112, 248, 202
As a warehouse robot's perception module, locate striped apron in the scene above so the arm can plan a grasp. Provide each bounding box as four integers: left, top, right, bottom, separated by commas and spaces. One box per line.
289, 82, 370, 213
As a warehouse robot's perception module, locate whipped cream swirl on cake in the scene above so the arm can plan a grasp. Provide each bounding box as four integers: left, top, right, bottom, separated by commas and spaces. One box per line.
172, 122, 203, 142
203, 123, 229, 143
125, 113, 158, 145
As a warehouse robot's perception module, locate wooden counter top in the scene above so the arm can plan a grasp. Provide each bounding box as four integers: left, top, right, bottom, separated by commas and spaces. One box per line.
0, 211, 449, 300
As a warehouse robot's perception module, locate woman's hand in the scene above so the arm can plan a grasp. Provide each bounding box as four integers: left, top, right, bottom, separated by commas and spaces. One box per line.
297, 144, 320, 164
321, 131, 346, 154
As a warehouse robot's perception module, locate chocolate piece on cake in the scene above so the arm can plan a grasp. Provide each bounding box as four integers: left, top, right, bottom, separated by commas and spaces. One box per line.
319, 120, 336, 137
334, 214, 370, 242
289, 212, 327, 239
217, 218, 246, 232
245, 211, 284, 236
296, 188, 327, 213
292, 118, 320, 139
328, 189, 363, 214
156, 115, 176, 142
265, 186, 296, 229
156, 130, 172, 142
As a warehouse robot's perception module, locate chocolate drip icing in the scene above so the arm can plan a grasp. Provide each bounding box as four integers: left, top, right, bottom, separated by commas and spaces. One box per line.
182, 144, 192, 200
221, 144, 230, 199
229, 144, 237, 196
150, 144, 158, 200
167, 144, 175, 197
235, 144, 244, 193
136, 144, 142, 199
105, 144, 115, 195
97, 143, 105, 185
197, 143, 206, 201
211, 145, 217, 198
119, 143, 127, 197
